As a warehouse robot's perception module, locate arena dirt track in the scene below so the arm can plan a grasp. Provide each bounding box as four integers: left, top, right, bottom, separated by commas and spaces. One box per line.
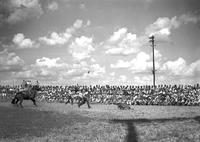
1, 102, 200, 142
0, 104, 91, 139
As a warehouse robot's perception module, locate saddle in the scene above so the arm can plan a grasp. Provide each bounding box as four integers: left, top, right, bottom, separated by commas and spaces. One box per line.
20, 89, 32, 97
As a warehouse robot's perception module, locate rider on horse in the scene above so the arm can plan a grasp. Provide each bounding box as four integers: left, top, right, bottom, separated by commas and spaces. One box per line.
11, 80, 41, 107
65, 89, 74, 105
19, 80, 32, 95
20, 80, 39, 91
77, 88, 91, 109
19, 80, 41, 99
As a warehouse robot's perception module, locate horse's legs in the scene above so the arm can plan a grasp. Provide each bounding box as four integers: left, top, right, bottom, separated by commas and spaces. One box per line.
12, 98, 19, 107
65, 98, 70, 105
15, 98, 19, 104
11, 98, 16, 104
31, 98, 37, 106
71, 97, 74, 105
85, 98, 91, 109
66, 96, 73, 105
19, 99, 23, 108
78, 97, 91, 109
77, 97, 82, 108
78, 99, 86, 108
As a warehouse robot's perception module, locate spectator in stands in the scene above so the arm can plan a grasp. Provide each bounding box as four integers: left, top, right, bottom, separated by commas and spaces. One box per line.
1, 83, 200, 106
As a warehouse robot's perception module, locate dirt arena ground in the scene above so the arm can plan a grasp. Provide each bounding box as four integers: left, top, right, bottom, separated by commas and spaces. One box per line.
0, 102, 200, 142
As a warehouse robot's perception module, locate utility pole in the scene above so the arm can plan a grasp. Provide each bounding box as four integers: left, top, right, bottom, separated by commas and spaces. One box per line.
149, 35, 156, 88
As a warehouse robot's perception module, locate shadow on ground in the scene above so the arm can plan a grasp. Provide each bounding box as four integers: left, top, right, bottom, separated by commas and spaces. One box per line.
111, 116, 200, 142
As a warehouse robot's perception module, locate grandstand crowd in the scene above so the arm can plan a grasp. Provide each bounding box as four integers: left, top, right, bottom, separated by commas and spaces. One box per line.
0, 83, 200, 106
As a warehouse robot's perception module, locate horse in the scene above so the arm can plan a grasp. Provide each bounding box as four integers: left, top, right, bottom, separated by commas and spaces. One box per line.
77, 95, 91, 108
65, 95, 74, 105
65, 90, 91, 109
11, 85, 41, 108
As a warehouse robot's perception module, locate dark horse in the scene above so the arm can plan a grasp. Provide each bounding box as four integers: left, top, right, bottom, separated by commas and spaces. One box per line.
11, 85, 41, 108
65, 93, 91, 109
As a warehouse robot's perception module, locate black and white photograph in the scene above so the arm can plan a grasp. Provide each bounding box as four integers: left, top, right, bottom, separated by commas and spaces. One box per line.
0, 0, 200, 141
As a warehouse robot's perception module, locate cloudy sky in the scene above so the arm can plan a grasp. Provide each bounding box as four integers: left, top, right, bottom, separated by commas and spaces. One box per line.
0, 0, 200, 86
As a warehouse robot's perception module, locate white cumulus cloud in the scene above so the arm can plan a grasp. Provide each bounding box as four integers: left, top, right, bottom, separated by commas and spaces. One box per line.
14, 57, 68, 81
108, 27, 127, 42
47, 1, 58, 11
69, 36, 95, 61
105, 28, 144, 55
110, 52, 152, 73
39, 19, 84, 46
6, 0, 43, 24
130, 52, 152, 73
35, 57, 67, 68
14, 57, 105, 84
161, 57, 187, 75
13, 33, 36, 48
161, 57, 200, 78
70, 19, 83, 31
145, 16, 179, 41
145, 14, 200, 41
110, 60, 131, 69
39, 32, 71, 46
0, 49, 24, 72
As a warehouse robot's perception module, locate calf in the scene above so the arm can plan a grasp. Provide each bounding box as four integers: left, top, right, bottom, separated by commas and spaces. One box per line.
116, 103, 131, 110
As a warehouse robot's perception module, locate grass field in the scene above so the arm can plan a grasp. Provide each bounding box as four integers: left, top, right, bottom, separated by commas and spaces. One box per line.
0, 101, 200, 142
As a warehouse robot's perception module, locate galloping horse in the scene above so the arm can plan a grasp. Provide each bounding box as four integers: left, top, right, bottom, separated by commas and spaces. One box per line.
11, 85, 41, 108
65, 89, 91, 109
